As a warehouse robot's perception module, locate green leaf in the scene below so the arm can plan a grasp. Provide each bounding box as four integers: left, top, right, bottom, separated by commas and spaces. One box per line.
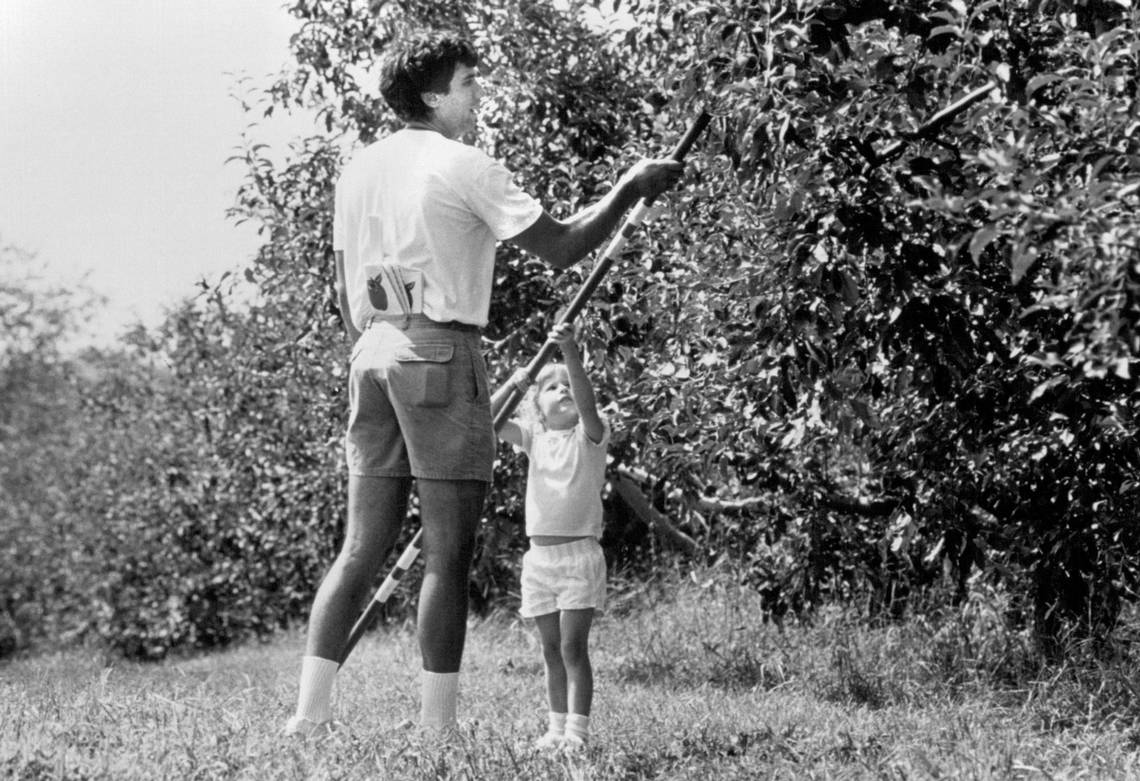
928, 25, 960, 40
1026, 74, 1063, 98
1011, 243, 1038, 284
838, 270, 859, 305
1029, 375, 1066, 402
968, 225, 998, 263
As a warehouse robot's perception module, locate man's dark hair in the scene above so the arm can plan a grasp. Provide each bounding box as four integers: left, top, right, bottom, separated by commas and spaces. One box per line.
380, 32, 479, 122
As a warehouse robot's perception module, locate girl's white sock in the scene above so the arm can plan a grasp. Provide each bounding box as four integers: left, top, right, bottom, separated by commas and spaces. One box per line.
420, 670, 459, 729
294, 655, 338, 724
565, 713, 590, 744
534, 711, 567, 750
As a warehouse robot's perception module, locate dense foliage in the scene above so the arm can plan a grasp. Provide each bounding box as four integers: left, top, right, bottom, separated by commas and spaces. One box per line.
256, 0, 1140, 646
1, 244, 98, 656
624, 0, 1140, 648
3, 0, 1137, 659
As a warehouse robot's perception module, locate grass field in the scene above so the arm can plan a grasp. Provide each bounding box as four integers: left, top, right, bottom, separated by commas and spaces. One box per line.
3, 568, 1139, 780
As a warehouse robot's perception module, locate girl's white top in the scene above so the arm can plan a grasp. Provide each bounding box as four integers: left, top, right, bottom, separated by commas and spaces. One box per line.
517, 418, 610, 538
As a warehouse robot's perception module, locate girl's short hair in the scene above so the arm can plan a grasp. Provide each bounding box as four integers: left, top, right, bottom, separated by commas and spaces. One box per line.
379, 32, 479, 122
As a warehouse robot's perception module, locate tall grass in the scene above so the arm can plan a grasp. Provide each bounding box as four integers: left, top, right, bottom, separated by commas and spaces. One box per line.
3, 566, 1139, 779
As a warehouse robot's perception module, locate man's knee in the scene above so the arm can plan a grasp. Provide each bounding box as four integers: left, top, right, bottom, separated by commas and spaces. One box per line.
336, 540, 378, 572
420, 513, 478, 568
329, 546, 382, 596
561, 637, 590, 667
422, 541, 476, 578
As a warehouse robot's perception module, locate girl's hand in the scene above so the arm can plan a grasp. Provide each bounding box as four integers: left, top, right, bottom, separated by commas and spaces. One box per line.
547, 322, 577, 349
546, 319, 603, 442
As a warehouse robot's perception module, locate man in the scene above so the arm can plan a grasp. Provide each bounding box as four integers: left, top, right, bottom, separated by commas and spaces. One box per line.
285, 30, 683, 737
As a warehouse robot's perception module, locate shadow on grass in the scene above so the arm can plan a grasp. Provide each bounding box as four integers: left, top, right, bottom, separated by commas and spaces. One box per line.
615, 646, 790, 693
602, 725, 803, 778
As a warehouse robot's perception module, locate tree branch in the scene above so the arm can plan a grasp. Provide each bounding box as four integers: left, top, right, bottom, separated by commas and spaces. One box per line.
817, 493, 899, 517
611, 468, 699, 556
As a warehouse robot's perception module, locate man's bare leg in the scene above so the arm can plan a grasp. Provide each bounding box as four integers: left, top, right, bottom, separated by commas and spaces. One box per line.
305, 474, 412, 660
415, 477, 485, 728
286, 474, 410, 735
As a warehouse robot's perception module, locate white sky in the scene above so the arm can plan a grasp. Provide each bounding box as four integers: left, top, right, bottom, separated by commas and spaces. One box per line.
0, 1, 318, 346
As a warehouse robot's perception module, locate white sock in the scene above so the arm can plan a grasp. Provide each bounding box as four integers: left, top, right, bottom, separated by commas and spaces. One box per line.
565, 713, 589, 744
546, 711, 567, 736
294, 655, 338, 724
420, 671, 459, 729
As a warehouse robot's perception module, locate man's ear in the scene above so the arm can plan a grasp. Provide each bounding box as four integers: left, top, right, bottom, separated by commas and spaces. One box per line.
422, 92, 441, 108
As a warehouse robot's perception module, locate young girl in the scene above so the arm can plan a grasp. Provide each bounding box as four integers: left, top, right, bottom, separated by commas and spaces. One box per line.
496, 322, 609, 750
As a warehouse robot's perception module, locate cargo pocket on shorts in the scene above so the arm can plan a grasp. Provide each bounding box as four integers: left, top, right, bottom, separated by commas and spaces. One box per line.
393, 344, 454, 408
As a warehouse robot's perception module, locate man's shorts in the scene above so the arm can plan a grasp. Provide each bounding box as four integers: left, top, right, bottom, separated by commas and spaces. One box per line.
345, 315, 495, 482
519, 537, 607, 618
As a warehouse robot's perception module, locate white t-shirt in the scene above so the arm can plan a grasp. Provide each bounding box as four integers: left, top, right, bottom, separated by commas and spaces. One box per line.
517, 419, 610, 538
333, 128, 543, 330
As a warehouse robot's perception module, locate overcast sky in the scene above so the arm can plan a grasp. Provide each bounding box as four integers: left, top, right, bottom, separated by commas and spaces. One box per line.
0, 1, 317, 346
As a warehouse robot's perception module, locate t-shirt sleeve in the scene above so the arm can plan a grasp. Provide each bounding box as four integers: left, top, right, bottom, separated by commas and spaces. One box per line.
465, 158, 544, 240
332, 178, 345, 251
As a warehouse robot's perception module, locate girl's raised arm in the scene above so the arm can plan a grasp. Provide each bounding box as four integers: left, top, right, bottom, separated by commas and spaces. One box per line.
549, 324, 604, 444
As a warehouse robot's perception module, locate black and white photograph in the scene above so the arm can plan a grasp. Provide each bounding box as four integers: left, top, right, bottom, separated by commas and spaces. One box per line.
2, 1, 1139, 778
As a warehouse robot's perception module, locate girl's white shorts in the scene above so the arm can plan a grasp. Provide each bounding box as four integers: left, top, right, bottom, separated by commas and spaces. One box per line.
519, 537, 606, 618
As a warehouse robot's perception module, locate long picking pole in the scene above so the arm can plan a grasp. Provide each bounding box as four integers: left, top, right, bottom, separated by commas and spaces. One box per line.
492, 110, 712, 430
337, 111, 712, 669
875, 79, 998, 163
